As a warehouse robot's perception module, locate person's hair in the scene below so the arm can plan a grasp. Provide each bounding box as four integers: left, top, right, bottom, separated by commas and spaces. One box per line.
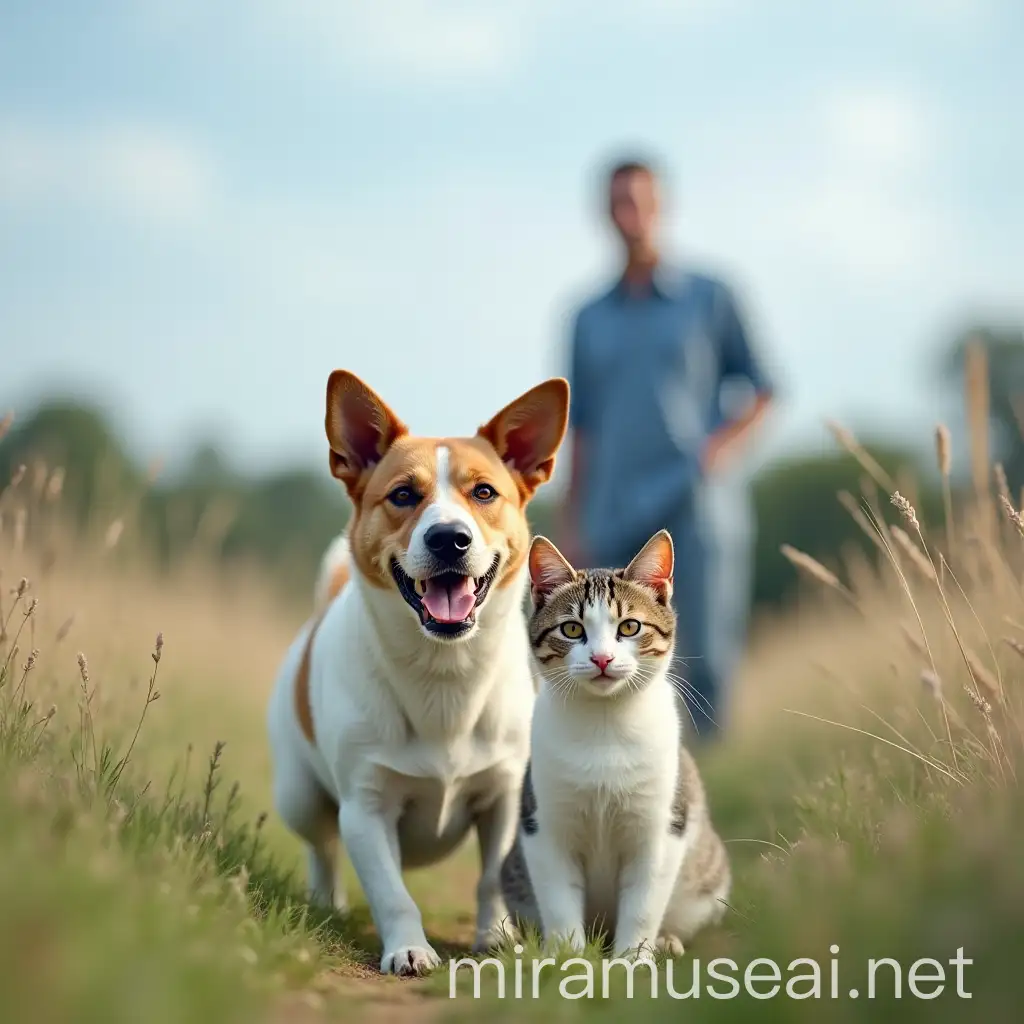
606, 156, 659, 191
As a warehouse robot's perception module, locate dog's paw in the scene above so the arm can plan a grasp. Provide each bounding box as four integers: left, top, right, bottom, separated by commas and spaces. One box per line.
656, 934, 685, 958
380, 944, 441, 977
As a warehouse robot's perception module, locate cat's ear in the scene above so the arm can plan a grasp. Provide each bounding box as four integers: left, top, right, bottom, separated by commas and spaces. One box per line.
623, 529, 674, 603
528, 535, 576, 606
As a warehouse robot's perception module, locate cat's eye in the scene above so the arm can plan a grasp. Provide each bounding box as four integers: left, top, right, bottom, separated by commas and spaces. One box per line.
472, 482, 497, 503
560, 621, 585, 640
387, 485, 421, 508
617, 619, 642, 638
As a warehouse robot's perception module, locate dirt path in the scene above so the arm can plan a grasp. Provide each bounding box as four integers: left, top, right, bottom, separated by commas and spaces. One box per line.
274, 974, 447, 1024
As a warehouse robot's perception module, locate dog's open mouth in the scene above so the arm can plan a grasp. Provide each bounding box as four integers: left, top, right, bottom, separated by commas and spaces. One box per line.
390, 554, 501, 638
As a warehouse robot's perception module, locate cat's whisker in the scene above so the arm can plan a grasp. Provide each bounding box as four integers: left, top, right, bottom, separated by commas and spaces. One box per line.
664, 673, 716, 718
663, 669, 716, 716
662, 673, 718, 729
666, 681, 702, 733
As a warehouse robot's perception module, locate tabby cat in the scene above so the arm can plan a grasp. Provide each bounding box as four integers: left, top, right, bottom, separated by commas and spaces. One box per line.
500, 530, 730, 957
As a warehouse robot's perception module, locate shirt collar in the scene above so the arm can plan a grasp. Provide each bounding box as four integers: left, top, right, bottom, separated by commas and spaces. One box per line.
610, 262, 687, 302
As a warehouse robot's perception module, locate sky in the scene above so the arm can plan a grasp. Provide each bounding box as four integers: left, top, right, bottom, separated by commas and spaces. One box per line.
1, 0, 1022, 486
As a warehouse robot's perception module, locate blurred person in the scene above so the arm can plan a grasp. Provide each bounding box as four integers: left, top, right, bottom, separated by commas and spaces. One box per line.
560, 156, 775, 739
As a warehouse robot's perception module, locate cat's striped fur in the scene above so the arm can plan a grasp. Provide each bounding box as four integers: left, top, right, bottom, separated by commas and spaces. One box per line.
500, 531, 730, 956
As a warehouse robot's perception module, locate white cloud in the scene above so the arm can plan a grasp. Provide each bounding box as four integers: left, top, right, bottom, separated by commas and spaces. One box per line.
258, 0, 532, 85
247, 0, 741, 87
792, 181, 948, 285
818, 88, 935, 176
0, 119, 216, 221
779, 87, 947, 287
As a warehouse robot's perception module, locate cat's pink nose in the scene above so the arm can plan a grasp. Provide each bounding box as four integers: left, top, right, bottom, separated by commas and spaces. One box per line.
591, 653, 615, 673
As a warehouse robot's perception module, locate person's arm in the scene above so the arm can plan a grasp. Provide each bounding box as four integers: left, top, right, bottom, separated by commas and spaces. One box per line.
559, 313, 591, 564
703, 284, 775, 473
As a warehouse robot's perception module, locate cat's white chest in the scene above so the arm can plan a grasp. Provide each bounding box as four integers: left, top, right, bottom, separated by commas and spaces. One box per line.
531, 689, 679, 843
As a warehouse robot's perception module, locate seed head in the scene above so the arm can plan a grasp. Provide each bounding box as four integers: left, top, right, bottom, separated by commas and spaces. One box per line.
999, 495, 1024, 538
780, 544, 841, 590
104, 519, 124, 550
964, 684, 992, 718
920, 669, 942, 698
77, 652, 90, 684
45, 467, 65, 502
935, 425, 952, 477
890, 491, 919, 531
153, 631, 164, 664
1003, 636, 1024, 660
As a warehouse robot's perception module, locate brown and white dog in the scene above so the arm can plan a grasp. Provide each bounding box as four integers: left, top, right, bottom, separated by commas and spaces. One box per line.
267, 370, 569, 976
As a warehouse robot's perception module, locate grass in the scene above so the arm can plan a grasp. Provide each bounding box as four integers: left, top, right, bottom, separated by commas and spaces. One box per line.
3, 360, 1024, 1021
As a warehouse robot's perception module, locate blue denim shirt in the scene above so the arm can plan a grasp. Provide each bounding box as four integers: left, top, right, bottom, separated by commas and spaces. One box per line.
568, 264, 772, 563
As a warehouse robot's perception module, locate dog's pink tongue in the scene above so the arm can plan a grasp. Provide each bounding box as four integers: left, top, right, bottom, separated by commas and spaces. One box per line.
422, 576, 476, 623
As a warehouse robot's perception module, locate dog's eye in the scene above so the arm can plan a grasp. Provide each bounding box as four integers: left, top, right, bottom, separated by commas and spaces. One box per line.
387, 486, 420, 508
560, 621, 584, 640
472, 483, 497, 503
617, 619, 641, 638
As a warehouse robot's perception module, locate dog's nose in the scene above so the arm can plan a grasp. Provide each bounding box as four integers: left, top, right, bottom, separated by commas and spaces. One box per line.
424, 523, 472, 564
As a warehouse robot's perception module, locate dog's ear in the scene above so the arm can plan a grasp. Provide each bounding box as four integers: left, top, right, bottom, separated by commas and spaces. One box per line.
325, 370, 407, 495
528, 535, 575, 607
623, 529, 674, 604
477, 378, 569, 499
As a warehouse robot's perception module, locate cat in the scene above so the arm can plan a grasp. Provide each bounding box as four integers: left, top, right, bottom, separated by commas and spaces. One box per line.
499, 530, 730, 959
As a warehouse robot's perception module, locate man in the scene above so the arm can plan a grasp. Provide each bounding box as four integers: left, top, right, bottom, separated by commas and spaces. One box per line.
560, 156, 774, 738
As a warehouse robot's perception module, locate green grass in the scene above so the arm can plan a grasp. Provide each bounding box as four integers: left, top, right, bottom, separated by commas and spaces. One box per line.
0, 573, 364, 1023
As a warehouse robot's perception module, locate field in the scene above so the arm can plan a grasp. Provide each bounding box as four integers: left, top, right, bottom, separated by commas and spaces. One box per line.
3, 411, 1024, 1023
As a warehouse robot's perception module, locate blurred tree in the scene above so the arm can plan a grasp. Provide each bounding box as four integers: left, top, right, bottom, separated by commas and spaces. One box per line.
750, 444, 941, 607
941, 324, 1024, 491
221, 469, 349, 591
182, 441, 239, 489
0, 399, 141, 528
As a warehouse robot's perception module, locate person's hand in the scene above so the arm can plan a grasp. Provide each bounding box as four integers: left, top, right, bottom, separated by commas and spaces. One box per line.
701, 434, 731, 475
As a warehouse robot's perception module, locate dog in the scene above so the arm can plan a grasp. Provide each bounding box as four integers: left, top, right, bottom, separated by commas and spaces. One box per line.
267, 369, 569, 976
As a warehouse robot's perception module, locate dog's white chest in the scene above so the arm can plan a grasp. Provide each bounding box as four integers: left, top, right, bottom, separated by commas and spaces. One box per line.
384, 747, 513, 869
